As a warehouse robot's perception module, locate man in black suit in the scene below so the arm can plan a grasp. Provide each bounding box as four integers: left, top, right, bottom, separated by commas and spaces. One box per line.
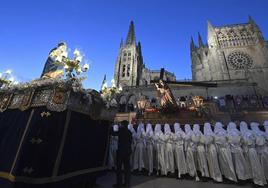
113, 120, 132, 188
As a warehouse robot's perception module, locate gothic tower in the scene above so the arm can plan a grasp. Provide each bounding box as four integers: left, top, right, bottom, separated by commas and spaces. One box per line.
114, 21, 144, 87
191, 17, 268, 92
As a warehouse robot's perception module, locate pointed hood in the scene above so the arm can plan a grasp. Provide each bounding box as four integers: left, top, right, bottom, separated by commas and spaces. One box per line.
204, 122, 214, 136
126, 21, 136, 46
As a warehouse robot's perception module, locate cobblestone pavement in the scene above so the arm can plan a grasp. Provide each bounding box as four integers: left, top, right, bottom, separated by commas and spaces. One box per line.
95, 172, 256, 188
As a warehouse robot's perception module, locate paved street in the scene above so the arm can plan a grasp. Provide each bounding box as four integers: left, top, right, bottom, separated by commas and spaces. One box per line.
95, 172, 256, 188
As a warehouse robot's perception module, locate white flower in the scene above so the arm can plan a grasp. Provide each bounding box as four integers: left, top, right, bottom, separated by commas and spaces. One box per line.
73, 49, 81, 57
61, 51, 68, 58
75, 55, 83, 62
83, 63, 89, 70
5, 70, 12, 74
77, 67, 82, 74
64, 65, 69, 69
9, 77, 14, 82
13, 81, 19, 85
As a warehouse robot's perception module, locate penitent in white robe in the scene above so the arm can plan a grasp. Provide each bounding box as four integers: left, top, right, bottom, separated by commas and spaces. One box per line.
214, 122, 237, 182
251, 122, 268, 181
173, 123, 187, 178
193, 124, 209, 178
184, 124, 199, 181
128, 124, 137, 170
145, 123, 154, 175
154, 124, 167, 175
164, 124, 175, 174
133, 123, 146, 171
203, 123, 222, 182
227, 122, 251, 180
108, 124, 119, 169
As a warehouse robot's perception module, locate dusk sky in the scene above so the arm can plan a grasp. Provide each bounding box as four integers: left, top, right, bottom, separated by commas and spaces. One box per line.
0, 0, 267, 90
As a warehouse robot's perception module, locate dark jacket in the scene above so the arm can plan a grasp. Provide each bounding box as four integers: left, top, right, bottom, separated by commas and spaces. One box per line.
117, 127, 132, 157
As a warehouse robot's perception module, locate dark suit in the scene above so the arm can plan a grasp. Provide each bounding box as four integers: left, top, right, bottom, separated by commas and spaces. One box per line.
116, 126, 132, 187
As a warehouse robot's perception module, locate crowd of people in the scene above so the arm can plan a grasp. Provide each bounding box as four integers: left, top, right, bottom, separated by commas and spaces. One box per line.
109, 120, 268, 186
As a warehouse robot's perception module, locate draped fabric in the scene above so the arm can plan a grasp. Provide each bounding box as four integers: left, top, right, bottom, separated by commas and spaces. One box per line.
133, 123, 146, 171
203, 123, 222, 182
172, 123, 187, 178
250, 122, 268, 180
108, 125, 119, 169
184, 124, 199, 180
128, 124, 137, 170
193, 124, 209, 178
240, 122, 266, 186
227, 122, 251, 180
0, 107, 110, 188
145, 123, 154, 175
154, 124, 166, 175
164, 124, 175, 174
214, 122, 237, 182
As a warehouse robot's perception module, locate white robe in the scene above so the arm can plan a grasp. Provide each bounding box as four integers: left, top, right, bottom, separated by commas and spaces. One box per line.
164, 124, 175, 174
184, 124, 199, 180
193, 124, 209, 177
227, 122, 251, 180
108, 135, 118, 169
128, 124, 137, 170
154, 131, 167, 175
145, 123, 154, 175
214, 122, 237, 182
173, 123, 187, 178
203, 123, 222, 182
133, 123, 146, 171
251, 122, 268, 181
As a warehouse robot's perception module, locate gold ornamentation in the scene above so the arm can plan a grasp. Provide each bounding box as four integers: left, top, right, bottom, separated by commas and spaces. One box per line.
47, 88, 70, 112
31, 89, 52, 107
40, 111, 51, 117
0, 94, 13, 112
23, 167, 34, 174
29, 138, 42, 144
9, 94, 24, 109
19, 90, 35, 111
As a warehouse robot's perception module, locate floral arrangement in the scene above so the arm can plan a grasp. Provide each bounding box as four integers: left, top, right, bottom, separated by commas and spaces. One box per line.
100, 79, 122, 108
0, 70, 18, 88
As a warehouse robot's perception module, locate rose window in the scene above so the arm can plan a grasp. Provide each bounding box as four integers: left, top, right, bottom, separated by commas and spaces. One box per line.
227, 51, 253, 69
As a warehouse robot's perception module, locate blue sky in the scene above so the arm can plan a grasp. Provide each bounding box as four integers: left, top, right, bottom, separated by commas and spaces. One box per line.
0, 0, 267, 90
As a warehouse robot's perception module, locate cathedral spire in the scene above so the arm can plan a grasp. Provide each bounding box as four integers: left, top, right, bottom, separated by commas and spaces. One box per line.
100, 74, 107, 91
190, 37, 196, 51
207, 20, 214, 33
120, 38, 124, 48
248, 15, 255, 25
126, 21, 136, 46
198, 32, 204, 47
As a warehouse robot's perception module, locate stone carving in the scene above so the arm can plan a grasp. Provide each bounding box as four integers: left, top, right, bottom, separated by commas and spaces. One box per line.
227, 51, 253, 69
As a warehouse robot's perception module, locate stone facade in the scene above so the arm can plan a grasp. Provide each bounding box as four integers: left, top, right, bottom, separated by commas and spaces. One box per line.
191, 16, 268, 93
114, 18, 268, 110
114, 21, 176, 88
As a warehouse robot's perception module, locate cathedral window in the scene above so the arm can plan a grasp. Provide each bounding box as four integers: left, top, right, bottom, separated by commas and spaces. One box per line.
127, 64, 130, 77
128, 57, 131, 61
123, 58, 126, 62
227, 51, 253, 70
128, 53, 131, 56
124, 53, 127, 56
122, 64, 126, 77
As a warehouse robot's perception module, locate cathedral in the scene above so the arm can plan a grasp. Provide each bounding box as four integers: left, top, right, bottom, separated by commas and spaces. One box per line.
191, 16, 268, 93
113, 21, 176, 88
114, 17, 268, 105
